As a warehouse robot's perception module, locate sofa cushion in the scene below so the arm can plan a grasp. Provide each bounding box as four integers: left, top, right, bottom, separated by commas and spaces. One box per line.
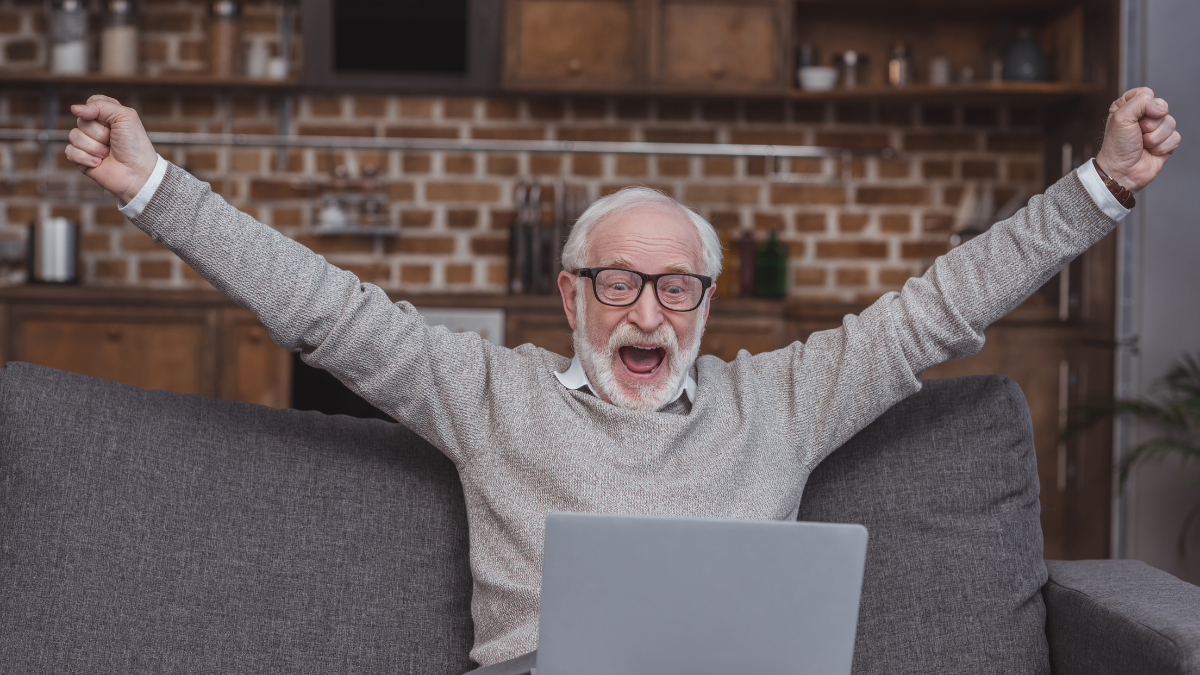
0, 362, 475, 675
798, 374, 1050, 675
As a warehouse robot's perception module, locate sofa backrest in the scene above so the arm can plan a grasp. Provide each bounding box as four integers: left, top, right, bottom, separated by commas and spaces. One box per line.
0, 362, 475, 675
0, 363, 1050, 675
799, 374, 1050, 675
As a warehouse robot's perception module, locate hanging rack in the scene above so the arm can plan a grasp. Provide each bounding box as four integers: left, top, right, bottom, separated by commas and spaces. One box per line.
3, 128, 891, 188
0, 128, 892, 160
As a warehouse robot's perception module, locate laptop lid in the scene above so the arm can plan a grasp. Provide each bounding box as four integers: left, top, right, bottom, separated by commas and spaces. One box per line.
536, 513, 868, 675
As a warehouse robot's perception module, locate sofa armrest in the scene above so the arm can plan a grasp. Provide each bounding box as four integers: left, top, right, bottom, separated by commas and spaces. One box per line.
1043, 559, 1200, 675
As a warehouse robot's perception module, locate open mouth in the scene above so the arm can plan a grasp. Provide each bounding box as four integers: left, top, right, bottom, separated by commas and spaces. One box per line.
618, 345, 666, 375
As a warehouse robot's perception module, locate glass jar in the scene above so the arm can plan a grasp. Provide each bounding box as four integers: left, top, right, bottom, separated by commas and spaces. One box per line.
101, 0, 138, 76
209, 0, 241, 78
50, 0, 88, 74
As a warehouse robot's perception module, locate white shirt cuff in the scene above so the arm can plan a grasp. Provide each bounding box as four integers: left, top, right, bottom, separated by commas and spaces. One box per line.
117, 154, 168, 219
1076, 159, 1131, 221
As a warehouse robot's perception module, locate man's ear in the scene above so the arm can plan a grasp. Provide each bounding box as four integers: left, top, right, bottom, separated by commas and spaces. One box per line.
700, 285, 715, 327
558, 270, 579, 331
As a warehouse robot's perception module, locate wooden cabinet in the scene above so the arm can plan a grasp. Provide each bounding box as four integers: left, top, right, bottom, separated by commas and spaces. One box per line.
507, 304, 577, 356
222, 309, 292, 408
699, 299, 788, 360
501, 295, 791, 360
0, 287, 290, 408
14, 310, 215, 395
503, 0, 644, 90
0, 283, 1114, 559
652, 0, 787, 91
502, 0, 790, 94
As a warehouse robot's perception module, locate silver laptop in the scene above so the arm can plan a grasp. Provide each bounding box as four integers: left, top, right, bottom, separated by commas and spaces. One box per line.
535, 513, 868, 675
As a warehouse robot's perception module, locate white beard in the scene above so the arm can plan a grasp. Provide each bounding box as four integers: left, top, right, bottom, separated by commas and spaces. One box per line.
573, 283, 704, 411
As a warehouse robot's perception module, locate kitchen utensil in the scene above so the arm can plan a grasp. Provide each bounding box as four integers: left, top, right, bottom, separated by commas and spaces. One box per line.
1003, 28, 1049, 81
928, 57, 951, 86
799, 66, 837, 91
28, 218, 79, 284
836, 51, 863, 88
246, 39, 269, 77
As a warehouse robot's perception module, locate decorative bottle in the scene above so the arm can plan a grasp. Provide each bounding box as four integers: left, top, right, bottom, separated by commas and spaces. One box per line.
754, 230, 788, 299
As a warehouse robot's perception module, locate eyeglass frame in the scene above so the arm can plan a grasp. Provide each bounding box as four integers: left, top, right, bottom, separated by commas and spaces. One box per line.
573, 267, 714, 312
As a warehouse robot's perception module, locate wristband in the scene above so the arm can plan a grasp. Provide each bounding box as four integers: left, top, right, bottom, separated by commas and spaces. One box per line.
1092, 159, 1136, 209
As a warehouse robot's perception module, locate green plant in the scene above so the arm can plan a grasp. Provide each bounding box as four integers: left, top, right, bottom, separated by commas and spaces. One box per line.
1066, 352, 1200, 556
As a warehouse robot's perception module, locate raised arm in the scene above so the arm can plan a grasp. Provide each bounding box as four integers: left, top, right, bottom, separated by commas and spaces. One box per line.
759, 88, 1181, 463
65, 95, 507, 466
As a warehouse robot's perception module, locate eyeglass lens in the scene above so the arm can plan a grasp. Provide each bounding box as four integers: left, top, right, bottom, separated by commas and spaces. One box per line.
593, 269, 704, 310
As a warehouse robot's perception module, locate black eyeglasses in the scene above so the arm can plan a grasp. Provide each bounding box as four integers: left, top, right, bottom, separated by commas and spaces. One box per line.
575, 267, 713, 312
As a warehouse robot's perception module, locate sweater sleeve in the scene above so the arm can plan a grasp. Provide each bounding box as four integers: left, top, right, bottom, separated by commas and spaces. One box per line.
752, 170, 1119, 468
130, 162, 502, 466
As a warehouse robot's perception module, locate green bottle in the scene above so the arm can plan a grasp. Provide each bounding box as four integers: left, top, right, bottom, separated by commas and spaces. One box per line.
754, 230, 788, 299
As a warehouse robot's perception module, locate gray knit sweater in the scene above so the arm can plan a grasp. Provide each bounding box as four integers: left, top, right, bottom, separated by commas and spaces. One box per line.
133, 165, 1115, 666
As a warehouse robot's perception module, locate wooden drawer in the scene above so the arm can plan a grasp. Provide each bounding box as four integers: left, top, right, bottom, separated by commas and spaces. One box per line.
504, 0, 643, 88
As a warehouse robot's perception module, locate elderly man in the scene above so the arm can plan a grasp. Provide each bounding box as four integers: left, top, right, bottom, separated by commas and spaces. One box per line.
65, 88, 1178, 669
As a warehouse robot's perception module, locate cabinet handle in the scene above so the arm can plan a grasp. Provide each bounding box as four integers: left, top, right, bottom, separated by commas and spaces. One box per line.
105, 327, 123, 342
709, 62, 725, 79
248, 327, 265, 344
566, 58, 583, 75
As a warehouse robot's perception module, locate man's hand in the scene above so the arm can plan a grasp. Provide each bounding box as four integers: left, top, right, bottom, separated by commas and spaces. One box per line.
65, 95, 158, 204
1095, 87, 1182, 194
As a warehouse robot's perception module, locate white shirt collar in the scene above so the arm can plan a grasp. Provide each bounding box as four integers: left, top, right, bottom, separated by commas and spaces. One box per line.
555, 355, 697, 406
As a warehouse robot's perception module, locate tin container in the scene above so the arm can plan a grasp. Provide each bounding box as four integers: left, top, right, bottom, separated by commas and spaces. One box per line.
28, 218, 80, 284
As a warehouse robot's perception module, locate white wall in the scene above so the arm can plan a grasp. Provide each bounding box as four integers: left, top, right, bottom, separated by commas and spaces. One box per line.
1120, 0, 1200, 584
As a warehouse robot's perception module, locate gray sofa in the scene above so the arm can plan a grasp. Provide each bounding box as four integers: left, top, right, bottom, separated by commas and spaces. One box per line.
1, 361, 1197, 675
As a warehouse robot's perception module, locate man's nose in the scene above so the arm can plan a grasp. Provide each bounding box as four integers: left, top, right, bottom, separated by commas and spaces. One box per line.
626, 283, 666, 332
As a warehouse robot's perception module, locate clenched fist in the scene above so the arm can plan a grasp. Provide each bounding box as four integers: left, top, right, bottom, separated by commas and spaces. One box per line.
65, 95, 158, 204
1095, 87, 1182, 194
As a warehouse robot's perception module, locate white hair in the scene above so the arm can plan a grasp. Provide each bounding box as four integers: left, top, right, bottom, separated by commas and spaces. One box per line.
561, 186, 723, 279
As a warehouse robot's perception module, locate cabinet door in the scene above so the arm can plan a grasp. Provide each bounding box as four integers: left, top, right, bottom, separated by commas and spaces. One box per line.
700, 314, 785, 361
507, 309, 575, 357
504, 0, 642, 89
221, 309, 292, 408
654, 0, 785, 91
923, 325, 1113, 560
11, 308, 216, 396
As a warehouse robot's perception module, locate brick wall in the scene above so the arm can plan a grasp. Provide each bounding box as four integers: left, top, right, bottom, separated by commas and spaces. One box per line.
0, 2, 1045, 301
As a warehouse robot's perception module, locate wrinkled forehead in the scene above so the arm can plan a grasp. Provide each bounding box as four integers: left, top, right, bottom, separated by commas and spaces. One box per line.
586, 205, 704, 272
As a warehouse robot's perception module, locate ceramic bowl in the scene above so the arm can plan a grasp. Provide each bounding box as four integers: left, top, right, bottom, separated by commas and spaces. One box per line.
799, 66, 838, 91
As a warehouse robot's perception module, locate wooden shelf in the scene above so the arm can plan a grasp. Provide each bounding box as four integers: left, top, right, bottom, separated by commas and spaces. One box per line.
0, 69, 1106, 103
0, 70, 301, 89
788, 81, 1107, 101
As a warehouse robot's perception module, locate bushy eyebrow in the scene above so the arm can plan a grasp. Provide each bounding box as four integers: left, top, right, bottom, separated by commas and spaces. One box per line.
599, 256, 635, 269
597, 257, 695, 274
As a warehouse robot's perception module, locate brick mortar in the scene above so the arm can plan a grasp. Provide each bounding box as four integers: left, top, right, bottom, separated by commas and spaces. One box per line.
0, 85, 1043, 299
